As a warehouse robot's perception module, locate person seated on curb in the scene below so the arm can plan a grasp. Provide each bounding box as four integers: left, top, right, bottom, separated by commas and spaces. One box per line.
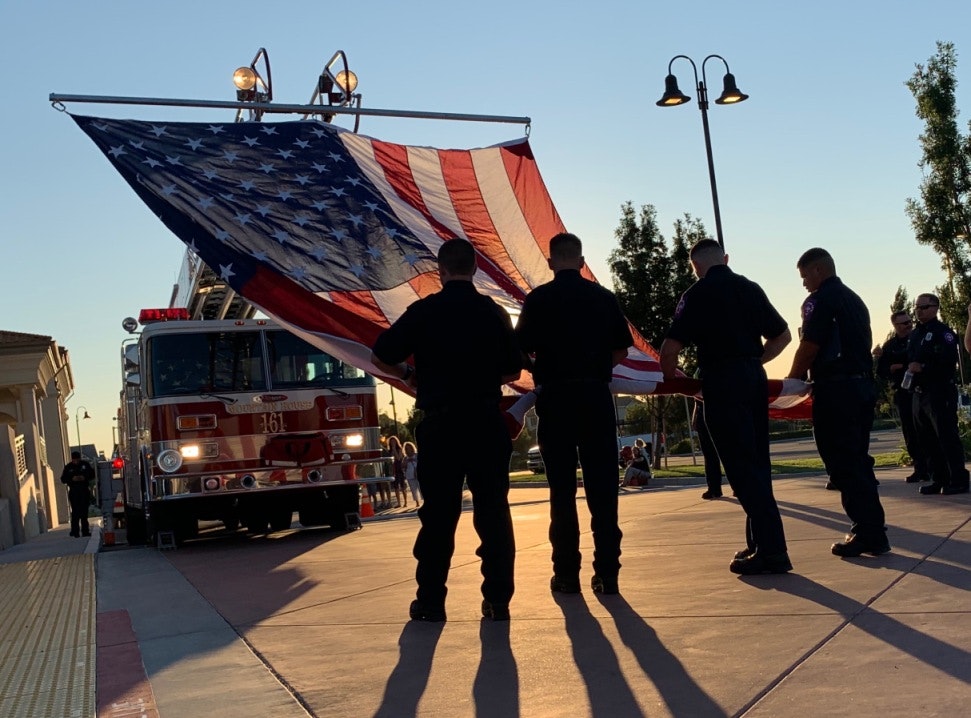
621, 438, 652, 487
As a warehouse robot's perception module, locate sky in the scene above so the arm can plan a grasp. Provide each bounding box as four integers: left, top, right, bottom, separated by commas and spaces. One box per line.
4, 0, 970, 456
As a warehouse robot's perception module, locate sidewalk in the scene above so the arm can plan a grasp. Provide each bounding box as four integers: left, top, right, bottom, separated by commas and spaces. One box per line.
1, 469, 969, 717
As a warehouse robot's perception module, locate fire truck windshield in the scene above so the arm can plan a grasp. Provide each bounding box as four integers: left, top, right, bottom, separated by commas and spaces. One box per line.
147, 328, 373, 398
266, 330, 372, 389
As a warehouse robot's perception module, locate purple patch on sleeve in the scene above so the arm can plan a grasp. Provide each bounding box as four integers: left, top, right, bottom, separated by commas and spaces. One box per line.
801, 298, 815, 320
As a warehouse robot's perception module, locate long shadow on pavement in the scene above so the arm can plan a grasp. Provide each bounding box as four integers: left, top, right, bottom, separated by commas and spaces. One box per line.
473, 619, 519, 717
374, 621, 445, 718
739, 571, 971, 705
553, 592, 650, 718
597, 594, 726, 718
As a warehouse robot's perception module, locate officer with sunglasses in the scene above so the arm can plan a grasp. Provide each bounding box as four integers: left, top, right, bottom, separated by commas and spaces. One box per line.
875, 311, 929, 483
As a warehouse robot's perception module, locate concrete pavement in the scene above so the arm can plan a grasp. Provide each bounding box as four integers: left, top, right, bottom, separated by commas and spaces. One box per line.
1, 468, 969, 717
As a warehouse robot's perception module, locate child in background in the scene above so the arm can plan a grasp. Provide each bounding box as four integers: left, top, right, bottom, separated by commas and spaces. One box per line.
402, 441, 421, 506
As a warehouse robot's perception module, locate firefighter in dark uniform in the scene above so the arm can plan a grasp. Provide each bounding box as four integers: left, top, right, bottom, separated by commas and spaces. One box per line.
515, 232, 633, 595
874, 310, 929, 483
371, 238, 522, 622
60, 450, 94, 537
660, 239, 792, 575
787, 248, 890, 557
907, 294, 970, 495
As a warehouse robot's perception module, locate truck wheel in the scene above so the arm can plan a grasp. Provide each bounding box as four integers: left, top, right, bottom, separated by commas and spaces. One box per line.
269, 509, 293, 532
223, 516, 240, 532
297, 508, 326, 527
246, 514, 269, 534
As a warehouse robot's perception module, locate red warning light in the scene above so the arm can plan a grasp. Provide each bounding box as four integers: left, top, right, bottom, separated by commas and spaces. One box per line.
138, 308, 190, 324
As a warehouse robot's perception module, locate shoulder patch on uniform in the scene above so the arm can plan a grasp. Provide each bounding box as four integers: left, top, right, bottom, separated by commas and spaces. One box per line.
945, 332, 956, 343
674, 297, 686, 318
802, 297, 815, 320
926, 331, 933, 342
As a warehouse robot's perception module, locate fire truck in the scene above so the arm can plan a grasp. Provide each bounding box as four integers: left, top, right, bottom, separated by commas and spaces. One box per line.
117, 305, 383, 545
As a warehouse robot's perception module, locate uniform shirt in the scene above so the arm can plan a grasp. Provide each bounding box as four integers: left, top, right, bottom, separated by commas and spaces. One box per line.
666, 264, 787, 369
60, 460, 94, 495
907, 317, 959, 388
372, 280, 521, 411
516, 269, 633, 386
799, 276, 873, 380
876, 334, 911, 389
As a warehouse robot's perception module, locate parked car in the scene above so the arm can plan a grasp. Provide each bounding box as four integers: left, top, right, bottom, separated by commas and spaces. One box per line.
526, 446, 545, 474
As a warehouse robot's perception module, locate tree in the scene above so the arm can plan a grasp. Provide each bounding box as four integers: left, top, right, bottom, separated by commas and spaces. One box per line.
906, 41, 971, 332
608, 202, 709, 465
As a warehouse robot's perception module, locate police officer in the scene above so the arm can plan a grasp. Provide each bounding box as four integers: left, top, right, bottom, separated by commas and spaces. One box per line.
875, 310, 929, 483
60, 450, 94, 537
516, 232, 633, 595
371, 238, 521, 622
908, 294, 970, 495
787, 248, 890, 557
660, 239, 792, 575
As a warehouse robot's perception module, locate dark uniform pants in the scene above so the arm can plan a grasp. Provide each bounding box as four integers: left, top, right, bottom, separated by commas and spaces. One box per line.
413, 407, 515, 608
812, 378, 886, 538
913, 385, 970, 489
702, 360, 787, 555
695, 408, 723, 492
68, 489, 90, 536
894, 388, 928, 479
537, 383, 622, 580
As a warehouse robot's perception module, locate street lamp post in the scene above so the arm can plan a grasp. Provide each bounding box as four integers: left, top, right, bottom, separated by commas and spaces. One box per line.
657, 54, 749, 249
75, 406, 90, 455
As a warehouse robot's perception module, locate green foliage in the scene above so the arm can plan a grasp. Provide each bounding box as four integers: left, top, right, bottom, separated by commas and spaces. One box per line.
608, 202, 708, 467
905, 41, 971, 333
378, 411, 415, 444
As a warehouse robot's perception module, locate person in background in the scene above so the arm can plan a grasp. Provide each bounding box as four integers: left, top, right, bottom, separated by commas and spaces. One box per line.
907, 294, 970, 495
661, 239, 792, 575
965, 302, 971, 354
874, 310, 928, 483
787, 248, 890, 557
371, 238, 521, 622
516, 232, 634, 596
60, 451, 94, 538
402, 441, 421, 506
621, 438, 652, 487
388, 435, 408, 508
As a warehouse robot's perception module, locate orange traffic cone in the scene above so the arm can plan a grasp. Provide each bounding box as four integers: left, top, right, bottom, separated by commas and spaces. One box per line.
359, 486, 375, 518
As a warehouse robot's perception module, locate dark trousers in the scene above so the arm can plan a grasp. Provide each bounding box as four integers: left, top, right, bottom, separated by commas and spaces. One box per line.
413, 407, 515, 608
537, 383, 622, 580
894, 389, 929, 479
702, 360, 787, 555
695, 405, 723, 492
69, 491, 90, 536
913, 386, 970, 488
812, 379, 886, 538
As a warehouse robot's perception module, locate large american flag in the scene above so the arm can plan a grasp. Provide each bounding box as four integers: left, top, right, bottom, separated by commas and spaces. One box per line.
72, 114, 808, 416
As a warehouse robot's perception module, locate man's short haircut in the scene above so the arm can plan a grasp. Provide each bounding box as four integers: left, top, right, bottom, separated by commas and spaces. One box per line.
689, 238, 724, 262
549, 232, 582, 261
797, 247, 835, 271
71, 451, 81, 459
918, 293, 940, 306
438, 238, 477, 275
891, 310, 910, 322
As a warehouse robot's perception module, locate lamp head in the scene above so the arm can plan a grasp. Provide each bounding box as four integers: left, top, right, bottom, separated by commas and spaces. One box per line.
714, 72, 748, 104
83, 410, 91, 419
656, 74, 692, 107
335, 69, 358, 94
233, 66, 258, 91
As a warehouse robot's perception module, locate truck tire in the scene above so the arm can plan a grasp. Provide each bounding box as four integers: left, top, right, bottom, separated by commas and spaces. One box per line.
269, 509, 293, 532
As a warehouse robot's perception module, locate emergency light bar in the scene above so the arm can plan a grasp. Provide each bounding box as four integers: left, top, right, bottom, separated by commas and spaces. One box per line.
138, 307, 190, 324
